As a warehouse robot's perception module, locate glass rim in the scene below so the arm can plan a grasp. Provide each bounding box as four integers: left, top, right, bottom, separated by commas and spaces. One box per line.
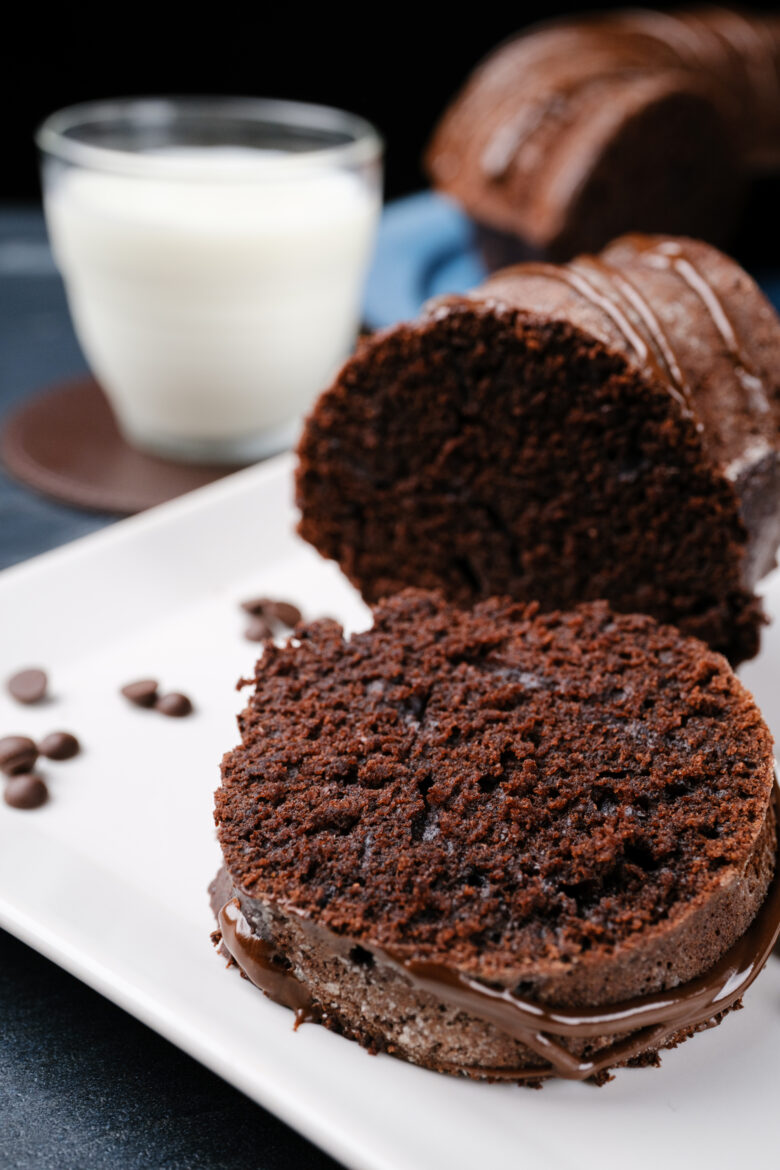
36, 96, 384, 178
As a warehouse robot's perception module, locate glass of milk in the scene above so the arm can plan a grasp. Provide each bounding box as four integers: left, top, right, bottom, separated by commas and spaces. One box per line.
37, 98, 382, 463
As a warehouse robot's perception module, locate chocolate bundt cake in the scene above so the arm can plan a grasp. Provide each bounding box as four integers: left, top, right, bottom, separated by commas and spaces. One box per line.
296, 233, 780, 664
426, 7, 780, 262
212, 591, 780, 1083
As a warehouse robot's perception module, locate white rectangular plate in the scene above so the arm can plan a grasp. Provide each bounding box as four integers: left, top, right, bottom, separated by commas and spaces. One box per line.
1, 453, 779, 1170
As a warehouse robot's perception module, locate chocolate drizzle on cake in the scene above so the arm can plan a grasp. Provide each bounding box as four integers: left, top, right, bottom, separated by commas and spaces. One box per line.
632, 237, 770, 415
515, 238, 769, 420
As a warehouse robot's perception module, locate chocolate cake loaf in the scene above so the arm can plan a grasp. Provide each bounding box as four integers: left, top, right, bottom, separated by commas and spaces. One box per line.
212, 591, 780, 1083
426, 7, 780, 262
296, 233, 780, 665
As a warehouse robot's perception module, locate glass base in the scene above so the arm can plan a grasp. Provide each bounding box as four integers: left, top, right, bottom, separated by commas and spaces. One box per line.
118, 416, 301, 467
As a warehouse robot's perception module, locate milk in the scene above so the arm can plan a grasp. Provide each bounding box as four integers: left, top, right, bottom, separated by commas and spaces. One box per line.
44, 148, 380, 461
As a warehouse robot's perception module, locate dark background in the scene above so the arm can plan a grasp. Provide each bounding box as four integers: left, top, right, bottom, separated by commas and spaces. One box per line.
4, 1, 777, 207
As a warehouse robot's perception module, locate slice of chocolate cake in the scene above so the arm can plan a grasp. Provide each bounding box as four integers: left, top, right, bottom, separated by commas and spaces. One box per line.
213, 591, 780, 1083
296, 234, 780, 665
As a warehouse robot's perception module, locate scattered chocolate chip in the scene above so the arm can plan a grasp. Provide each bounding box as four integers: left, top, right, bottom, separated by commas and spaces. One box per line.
238, 597, 302, 629
245, 616, 274, 642
7, 668, 48, 705
0, 735, 38, 776
264, 600, 303, 629
4, 773, 48, 810
155, 692, 193, 718
39, 731, 80, 761
121, 679, 159, 708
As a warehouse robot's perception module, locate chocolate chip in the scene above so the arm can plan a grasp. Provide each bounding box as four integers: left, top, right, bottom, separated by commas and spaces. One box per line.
240, 597, 270, 616
4, 773, 48, 810
0, 735, 38, 776
155, 693, 193, 717
7, 668, 48, 705
239, 597, 302, 628
39, 731, 80, 761
121, 679, 159, 707
245, 616, 273, 642
264, 601, 303, 629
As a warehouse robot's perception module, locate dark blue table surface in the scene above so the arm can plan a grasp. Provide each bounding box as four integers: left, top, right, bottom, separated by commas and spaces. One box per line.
0, 210, 112, 571
0, 208, 343, 1170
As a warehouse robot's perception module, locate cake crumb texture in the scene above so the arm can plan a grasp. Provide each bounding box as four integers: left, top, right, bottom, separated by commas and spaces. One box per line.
216, 591, 774, 985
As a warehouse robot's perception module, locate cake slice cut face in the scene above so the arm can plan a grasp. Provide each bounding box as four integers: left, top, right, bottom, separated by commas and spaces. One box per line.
213, 591, 779, 1083
296, 234, 780, 664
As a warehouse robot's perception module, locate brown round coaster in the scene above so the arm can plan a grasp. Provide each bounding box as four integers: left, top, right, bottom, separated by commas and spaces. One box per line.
0, 378, 246, 515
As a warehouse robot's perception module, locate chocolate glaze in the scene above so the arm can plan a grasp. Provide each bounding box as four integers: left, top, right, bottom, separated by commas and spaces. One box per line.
218, 898, 314, 1024
218, 789, 780, 1082
572, 255, 692, 407
628, 236, 770, 416
510, 235, 769, 425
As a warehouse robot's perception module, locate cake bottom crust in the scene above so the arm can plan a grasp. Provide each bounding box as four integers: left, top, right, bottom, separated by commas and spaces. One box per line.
209, 807, 780, 1086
